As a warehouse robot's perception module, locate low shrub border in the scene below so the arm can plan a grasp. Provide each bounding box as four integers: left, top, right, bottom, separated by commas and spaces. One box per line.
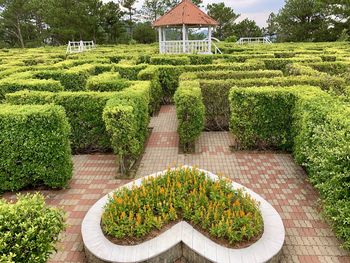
82, 167, 285, 263
86, 72, 131, 92
0, 104, 72, 191
59, 64, 96, 91
0, 193, 66, 263
174, 80, 204, 153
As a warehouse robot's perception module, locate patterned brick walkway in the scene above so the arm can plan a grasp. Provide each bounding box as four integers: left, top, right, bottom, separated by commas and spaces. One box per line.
2, 105, 350, 263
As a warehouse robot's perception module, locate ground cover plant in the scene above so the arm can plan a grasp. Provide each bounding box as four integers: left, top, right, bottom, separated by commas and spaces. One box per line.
102, 167, 263, 247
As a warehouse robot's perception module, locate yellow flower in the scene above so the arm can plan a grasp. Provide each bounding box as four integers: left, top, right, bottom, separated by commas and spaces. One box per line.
116, 197, 123, 205
239, 210, 245, 217
176, 182, 182, 188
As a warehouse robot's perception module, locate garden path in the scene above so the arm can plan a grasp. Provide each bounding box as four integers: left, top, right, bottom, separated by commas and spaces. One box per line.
3, 105, 349, 263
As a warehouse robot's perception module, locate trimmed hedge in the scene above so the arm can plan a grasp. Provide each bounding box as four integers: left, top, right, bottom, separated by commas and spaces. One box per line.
174, 80, 205, 152
229, 86, 299, 150
6, 91, 115, 153
150, 56, 190, 66
0, 104, 72, 191
189, 70, 283, 80
188, 54, 213, 65
113, 64, 147, 80
0, 78, 63, 101
0, 193, 66, 263
228, 86, 350, 249
59, 64, 96, 91
263, 57, 322, 70
86, 72, 131, 92
103, 82, 151, 175
200, 75, 346, 95
307, 62, 350, 75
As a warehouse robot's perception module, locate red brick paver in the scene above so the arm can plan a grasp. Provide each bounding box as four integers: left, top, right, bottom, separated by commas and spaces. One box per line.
3, 155, 130, 263
2, 105, 349, 263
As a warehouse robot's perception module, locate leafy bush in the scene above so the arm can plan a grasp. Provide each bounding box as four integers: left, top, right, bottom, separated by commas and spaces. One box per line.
113, 64, 147, 80
103, 82, 150, 175
194, 70, 283, 80
0, 193, 66, 263
150, 56, 190, 66
174, 80, 204, 152
0, 104, 72, 191
264, 57, 322, 70
59, 64, 96, 91
307, 62, 350, 75
0, 79, 63, 101
6, 91, 115, 153
229, 86, 298, 150
188, 55, 213, 65
102, 167, 263, 246
86, 72, 131, 92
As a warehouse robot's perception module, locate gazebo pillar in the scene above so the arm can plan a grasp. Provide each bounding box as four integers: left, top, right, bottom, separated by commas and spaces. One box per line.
182, 24, 187, 53
208, 26, 212, 54
158, 27, 162, 53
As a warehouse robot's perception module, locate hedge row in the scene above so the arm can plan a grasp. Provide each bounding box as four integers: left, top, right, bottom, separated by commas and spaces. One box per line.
181, 70, 283, 81
103, 82, 151, 175
0, 104, 72, 191
174, 80, 205, 153
263, 57, 322, 70
86, 72, 130, 92
0, 193, 66, 263
0, 78, 63, 101
6, 91, 116, 153
306, 62, 350, 75
228, 86, 350, 249
59, 64, 96, 91
113, 64, 147, 80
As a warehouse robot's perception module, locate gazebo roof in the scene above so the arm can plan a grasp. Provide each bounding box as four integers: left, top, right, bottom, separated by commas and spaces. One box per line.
152, 0, 219, 27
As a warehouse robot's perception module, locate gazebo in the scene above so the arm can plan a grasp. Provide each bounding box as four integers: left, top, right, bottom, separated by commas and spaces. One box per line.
152, 0, 219, 54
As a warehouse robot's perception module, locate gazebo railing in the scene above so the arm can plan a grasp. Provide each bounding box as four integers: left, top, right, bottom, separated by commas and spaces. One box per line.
66, 41, 96, 54
160, 40, 211, 54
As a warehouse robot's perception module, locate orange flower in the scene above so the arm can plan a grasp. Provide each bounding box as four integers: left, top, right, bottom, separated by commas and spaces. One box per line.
234, 199, 240, 207
116, 197, 123, 205
176, 182, 182, 188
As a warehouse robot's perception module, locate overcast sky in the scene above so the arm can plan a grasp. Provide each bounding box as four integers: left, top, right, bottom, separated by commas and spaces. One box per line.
105, 0, 285, 27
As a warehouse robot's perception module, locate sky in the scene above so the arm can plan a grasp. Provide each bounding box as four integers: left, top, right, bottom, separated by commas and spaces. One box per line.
125, 0, 286, 27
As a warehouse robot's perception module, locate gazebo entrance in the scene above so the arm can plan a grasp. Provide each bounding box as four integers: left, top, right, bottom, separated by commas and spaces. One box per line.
153, 0, 220, 54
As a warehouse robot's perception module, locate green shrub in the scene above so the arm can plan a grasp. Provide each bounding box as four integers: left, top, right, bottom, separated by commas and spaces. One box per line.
307, 62, 350, 75
6, 91, 115, 153
94, 64, 114, 74
86, 72, 130, 92
194, 70, 283, 80
59, 64, 96, 91
174, 80, 204, 152
0, 79, 63, 101
150, 56, 190, 66
292, 93, 350, 249
321, 55, 337, 62
264, 57, 322, 70
188, 55, 213, 65
0, 193, 66, 263
0, 104, 72, 191
103, 82, 150, 175
285, 63, 321, 76
32, 70, 63, 81
113, 64, 147, 80
229, 86, 301, 150
274, 52, 296, 58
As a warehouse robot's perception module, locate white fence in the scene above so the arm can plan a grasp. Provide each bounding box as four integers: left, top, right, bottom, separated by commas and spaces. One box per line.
236, 37, 272, 45
66, 41, 96, 54
160, 40, 211, 54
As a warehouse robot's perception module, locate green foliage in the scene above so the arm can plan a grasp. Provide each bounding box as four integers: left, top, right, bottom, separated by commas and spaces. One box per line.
0, 78, 63, 101
292, 92, 350, 249
174, 80, 204, 153
102, 167, 263, 245
113, 64, 147, 80
59, 64, 96, 91
188, 55, 213, 65
150, 56, 191, 66
6, 91, 115, 153
225, 35, 238, 42
0, 193, 66, 263
307, 62, 350, 75
194, 70, 283, 80
0, 104, 72, 191
229, 86, 298, 150
103, 83, 150, 175
263, 57, 322, 70
86, 72, 131, 92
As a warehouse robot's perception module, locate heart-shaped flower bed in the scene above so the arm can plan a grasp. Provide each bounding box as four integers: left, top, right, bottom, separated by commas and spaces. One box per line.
102, 167, 263, 247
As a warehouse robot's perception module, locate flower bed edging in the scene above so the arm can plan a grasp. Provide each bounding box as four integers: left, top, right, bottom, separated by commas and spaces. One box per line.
82, 167, 285, 263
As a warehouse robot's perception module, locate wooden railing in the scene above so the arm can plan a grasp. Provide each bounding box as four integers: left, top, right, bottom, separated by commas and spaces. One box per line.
160, 40, 211, 54
66, 41, 96, 54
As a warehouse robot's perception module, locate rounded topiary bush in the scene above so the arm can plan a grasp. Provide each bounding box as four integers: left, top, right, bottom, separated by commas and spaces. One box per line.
0, 193, 66, 263
102, 167, 263, 247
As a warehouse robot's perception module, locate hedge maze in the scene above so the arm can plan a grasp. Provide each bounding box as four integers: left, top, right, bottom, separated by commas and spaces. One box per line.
0, 42, 349, 249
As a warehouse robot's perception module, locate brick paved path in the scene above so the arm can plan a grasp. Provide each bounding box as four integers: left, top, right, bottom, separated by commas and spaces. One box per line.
3, 105, 350, 263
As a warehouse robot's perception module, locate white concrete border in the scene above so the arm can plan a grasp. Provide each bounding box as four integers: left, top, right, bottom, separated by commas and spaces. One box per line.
82, 167, 285, 263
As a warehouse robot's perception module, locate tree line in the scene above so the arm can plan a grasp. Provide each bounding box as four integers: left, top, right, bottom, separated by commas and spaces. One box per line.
0, 0, 348, 48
